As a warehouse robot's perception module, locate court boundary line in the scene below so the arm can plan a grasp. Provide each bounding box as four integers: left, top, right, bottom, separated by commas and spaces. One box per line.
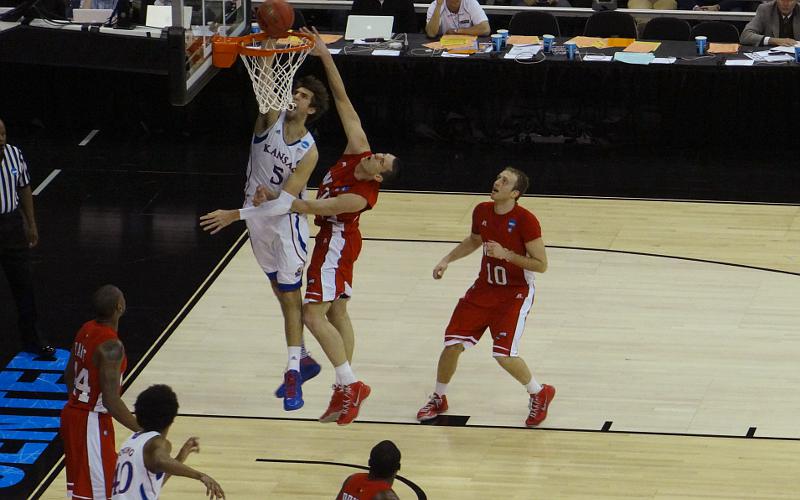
379, 189, 800, 207
255, 459, 426, 499
175, 412, 800, 442
360, 237, 800, 277
29, 230, 250, 500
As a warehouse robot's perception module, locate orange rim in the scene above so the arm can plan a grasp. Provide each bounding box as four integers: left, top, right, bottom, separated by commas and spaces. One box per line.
211, 31, 315, 57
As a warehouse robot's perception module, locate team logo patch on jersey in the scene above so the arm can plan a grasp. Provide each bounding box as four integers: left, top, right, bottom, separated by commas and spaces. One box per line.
295, 266, 303, 278
507, 219, 517, 233
300, 140, 310, 149
10, 165, 17, 175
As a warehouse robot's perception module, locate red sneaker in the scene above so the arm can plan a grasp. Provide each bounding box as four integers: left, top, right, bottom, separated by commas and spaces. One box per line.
526, 384, 556, 427
416, 393, 448, 422
319, 385, 345, 423
336, 381, 371, 426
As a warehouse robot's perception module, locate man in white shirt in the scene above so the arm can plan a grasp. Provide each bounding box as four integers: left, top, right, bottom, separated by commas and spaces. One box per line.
425, 0, 490, 38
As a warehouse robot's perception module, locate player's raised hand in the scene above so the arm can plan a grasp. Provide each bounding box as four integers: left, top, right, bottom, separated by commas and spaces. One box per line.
199, 209, 240, 235
198, 473, 225, 499
176, 437, 200, 463
300, 26, 330, 58
433, 260, 448, 279
485, 241, 509, 260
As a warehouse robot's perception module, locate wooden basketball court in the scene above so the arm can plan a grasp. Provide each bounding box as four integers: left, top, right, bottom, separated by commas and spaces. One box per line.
36, 192, 800, 499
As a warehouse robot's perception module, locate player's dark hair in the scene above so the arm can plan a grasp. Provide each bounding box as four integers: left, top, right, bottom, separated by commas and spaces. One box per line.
93, 285, 123, 320
134, 384, 179, 432
380, 156, 400, 185
368, 440, 401, 479
504, 167, 529, 200
295, 75, 330, 124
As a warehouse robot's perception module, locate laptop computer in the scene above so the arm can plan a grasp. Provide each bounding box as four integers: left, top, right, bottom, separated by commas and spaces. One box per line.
344, 15, 393, 41
145, 5, 192, 29
72, 8, 114, 24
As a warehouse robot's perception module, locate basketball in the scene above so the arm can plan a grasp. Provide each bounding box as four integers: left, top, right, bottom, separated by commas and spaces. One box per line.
256, 0, 295, 38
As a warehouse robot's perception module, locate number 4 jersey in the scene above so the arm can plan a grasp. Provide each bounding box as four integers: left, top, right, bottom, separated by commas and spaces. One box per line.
472, 201, 542, 288
65, 320, 127, 413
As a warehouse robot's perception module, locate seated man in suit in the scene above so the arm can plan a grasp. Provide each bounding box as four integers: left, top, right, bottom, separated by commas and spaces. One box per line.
741, 0, 800, 45
351, 0, 418, 34
425, 0, 490, 38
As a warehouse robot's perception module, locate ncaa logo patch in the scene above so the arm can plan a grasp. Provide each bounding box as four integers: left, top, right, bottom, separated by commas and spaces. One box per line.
300, 140, 310, 149
507, 219, 517, 233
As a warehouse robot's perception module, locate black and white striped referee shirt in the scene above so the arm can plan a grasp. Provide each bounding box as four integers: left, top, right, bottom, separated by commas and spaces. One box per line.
0, 144, 31, 214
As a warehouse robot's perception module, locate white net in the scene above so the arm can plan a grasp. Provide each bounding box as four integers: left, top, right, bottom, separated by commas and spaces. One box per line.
240, 43, 312, 114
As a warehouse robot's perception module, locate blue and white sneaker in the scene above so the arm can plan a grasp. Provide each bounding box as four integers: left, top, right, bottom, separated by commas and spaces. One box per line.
275, 356, 321, 398
282, 369, 304, 411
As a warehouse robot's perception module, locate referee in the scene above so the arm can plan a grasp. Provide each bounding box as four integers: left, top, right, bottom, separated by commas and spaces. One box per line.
0, 118, 54, 357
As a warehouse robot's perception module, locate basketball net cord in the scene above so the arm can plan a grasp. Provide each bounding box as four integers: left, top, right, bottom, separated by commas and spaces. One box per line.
241, 48, 311, 114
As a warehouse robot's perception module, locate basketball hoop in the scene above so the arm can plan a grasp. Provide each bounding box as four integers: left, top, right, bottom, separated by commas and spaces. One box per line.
212, 32, 315, 114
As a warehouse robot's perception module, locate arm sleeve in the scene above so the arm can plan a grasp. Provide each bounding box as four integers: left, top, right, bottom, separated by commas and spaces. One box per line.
521, 211, 542, 242
238, 190, 296, 220
466, 0, 489, 25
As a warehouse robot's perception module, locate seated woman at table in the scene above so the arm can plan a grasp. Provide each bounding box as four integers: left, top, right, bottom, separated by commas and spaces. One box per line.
425, 0, 491, 37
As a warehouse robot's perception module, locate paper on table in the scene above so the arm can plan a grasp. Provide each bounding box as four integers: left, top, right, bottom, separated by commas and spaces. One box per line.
767, 43, 800, 53
725, 59, 754, 66
709, 43, 739, 54
566, 36, 606, 48
441, 52, 471, 58
582, 55, 613, 62
328, 48, 342, 54
651, 57, 676, 64
504, 44, 542, 59
371, 50, 401, 56
765, 54, 793, 62
606, 38, 635, 48
623, 41, 660, 53
507, 35, 540, 46
613, 52, 655, 65
440, 34, 477, 47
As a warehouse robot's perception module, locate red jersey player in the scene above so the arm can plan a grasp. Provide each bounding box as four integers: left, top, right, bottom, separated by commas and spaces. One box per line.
336, 441, 401, 500
200, 27, 398, 426
61, 285, 141, 499
416, 168, 555, 427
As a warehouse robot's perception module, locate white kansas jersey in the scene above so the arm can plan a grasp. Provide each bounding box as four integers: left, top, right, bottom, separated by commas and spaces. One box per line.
112, 431, 164, 500
245, 111, 315, 200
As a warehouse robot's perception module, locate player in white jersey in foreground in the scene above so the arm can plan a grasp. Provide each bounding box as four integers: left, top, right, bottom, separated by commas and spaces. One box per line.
243, 75, 330, 411
112, 384, 224, 500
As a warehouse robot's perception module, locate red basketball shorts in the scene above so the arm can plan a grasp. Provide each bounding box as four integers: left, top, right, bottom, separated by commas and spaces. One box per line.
444, 283, 536, 357
305, 224, 362, 303
60, 405, 116, 500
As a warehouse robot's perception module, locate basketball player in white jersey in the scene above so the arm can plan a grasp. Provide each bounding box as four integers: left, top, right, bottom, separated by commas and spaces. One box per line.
243, 75, 330, 411
112, 384, 225, 500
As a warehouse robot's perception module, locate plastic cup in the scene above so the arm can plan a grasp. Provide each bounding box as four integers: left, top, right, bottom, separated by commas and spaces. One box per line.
565, 42, 577, 61
543, 34, 555, 53
795, 46, 800, 63
497, 29, 509, 49
695, 36, 707, 56
491, 33, 503, 52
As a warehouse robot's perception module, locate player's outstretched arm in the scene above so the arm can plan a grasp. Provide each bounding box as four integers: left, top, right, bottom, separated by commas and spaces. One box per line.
199, 190, 297, 234
96, 340, 141, 433
433, 233, 482, 279
300, 27, 370, 154
292, 193, 368, 216
144, 436, 225, 499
